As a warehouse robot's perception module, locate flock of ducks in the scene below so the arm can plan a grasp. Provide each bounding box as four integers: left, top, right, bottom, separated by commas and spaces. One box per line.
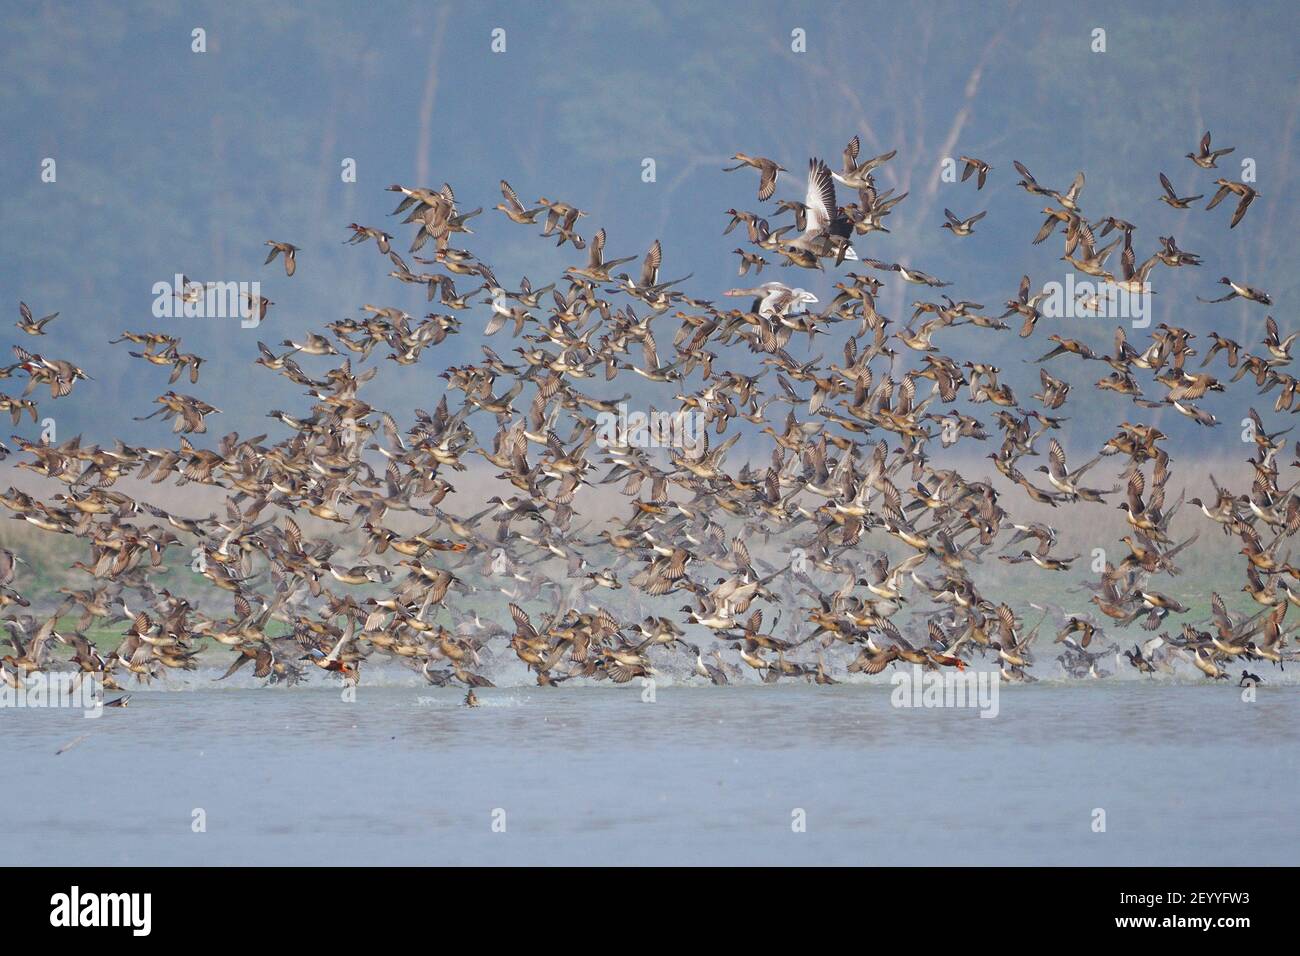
2, 129, 1295, 701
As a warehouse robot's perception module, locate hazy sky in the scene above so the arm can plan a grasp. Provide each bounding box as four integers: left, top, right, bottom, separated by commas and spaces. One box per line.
1, 0, 1296, 446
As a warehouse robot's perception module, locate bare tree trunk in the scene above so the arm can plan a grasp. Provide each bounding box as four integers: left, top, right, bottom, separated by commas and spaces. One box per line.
415, 6, 453, 185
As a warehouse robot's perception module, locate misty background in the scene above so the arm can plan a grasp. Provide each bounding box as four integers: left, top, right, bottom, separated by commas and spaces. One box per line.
1, 0, 1297, 453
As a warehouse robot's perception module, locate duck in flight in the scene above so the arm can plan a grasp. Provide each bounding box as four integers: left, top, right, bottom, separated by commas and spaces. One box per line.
723, 153, 786, 201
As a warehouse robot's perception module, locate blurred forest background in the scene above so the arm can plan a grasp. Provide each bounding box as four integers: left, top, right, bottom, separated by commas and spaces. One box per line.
1, 0, 1297, 451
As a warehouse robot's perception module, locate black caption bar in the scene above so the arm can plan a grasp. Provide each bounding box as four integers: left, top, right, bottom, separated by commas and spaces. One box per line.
1, 866, 1279, 941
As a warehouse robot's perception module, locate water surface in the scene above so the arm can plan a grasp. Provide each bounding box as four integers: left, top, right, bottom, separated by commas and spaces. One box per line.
6, 680, 1296, 865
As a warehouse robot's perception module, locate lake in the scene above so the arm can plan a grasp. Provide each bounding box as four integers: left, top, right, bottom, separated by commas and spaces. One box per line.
5, 670, 1296, 866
